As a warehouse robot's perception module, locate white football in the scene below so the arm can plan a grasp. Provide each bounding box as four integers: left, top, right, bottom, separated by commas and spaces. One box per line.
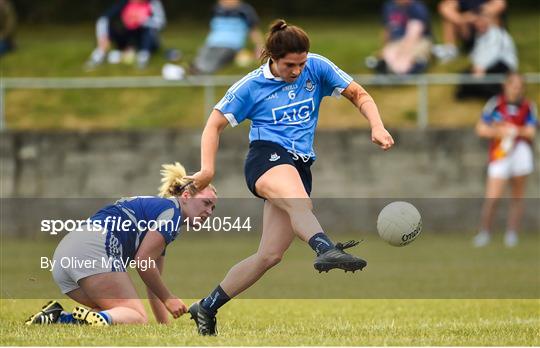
377, 201, 422, 246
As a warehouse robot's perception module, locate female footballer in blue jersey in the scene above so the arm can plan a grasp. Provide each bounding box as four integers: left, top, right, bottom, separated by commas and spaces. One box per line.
25, 162, 217, 326
186, 19, 394, 335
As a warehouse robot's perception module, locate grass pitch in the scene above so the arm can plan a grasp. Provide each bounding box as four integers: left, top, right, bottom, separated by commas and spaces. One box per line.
1, 299, 539, 346
1, 232, 539, 345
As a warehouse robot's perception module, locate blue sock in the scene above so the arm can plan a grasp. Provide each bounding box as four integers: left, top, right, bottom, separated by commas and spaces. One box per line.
58, 311, 77, 324
201, 285, 230, 315
98, 311, 112, 325
308, 232, 335, 255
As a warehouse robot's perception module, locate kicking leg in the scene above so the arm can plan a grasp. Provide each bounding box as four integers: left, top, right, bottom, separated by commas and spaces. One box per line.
190, 201, 295, 335
256, 164, 366, 272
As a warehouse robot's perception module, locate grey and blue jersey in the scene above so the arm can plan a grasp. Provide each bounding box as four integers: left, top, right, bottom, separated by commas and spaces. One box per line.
90, 196, 182, 264
215, 53, 353, 160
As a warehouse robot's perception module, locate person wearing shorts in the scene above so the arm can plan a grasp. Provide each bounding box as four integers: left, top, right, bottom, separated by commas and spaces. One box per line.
25, 163, 217, 326
186, 19, 394, 335
474, 73, 537, 247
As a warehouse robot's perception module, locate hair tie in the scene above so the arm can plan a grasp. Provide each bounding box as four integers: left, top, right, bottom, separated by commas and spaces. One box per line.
280, 22, 287, 30
179, 181, 194, 192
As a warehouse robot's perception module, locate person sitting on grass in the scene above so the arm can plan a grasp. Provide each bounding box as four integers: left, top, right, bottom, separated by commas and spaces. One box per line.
85, 0, 166, 70
366, 0, 432, 75
433, 0, 507, 63
25, 162, 217, 325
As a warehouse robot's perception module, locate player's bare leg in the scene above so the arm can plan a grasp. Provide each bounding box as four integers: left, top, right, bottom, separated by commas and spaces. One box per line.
255, 164, 321, 241
189, 201, 295, 335
256, 164, 365, 273
25, 273, 145, 326
505, 175, 528, 247
220, 201, 295, 297
75, 272, 148, 325
476, 177, 507, 247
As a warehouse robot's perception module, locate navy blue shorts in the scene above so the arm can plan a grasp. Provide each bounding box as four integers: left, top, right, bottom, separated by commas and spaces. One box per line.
244, 140, 313, 199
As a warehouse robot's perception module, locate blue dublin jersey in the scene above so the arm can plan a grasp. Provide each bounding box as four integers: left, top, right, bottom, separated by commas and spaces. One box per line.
215, 53, 353, 159
90, 196, 183, 262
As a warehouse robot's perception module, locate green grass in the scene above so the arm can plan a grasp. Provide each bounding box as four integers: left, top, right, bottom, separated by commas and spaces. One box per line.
2, 232, 539, 299
1, 15, 539, 129
1, 299, 539, 346
1, 232, 539, 345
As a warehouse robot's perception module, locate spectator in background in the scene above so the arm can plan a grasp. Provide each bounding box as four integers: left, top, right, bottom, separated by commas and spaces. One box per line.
85, 0, 166, 70
0, 0, 16, 56
366, 0, 432, 75
190, 0, 264, 74
474, 73, 537, 248
455, 11, 517, 99
434, 0, 507, 63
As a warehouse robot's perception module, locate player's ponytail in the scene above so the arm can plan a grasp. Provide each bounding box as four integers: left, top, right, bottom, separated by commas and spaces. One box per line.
158, 162, 216, 198
269, 19, 288, 34
262, 19, 310, 61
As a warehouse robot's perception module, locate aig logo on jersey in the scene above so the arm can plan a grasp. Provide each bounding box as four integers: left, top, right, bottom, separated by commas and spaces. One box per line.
271, 98, 315, 125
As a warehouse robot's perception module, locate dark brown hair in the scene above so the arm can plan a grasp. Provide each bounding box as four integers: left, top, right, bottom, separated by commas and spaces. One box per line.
262, 19, 310, 61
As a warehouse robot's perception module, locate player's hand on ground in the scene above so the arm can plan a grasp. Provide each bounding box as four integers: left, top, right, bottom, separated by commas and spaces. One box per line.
185, 169, 214, 190
164, 297, 187, 318
371, 125, 394, 151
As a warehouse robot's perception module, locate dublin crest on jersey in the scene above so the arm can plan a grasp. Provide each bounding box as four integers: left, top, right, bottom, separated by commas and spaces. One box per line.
305, 79, 315, 92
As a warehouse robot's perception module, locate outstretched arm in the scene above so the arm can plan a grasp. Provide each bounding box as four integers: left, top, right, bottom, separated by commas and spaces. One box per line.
341, 81, 394, 150
186, 109, 229, 189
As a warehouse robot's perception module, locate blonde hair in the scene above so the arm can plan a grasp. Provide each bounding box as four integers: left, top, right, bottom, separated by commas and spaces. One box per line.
158, 162, 216, 198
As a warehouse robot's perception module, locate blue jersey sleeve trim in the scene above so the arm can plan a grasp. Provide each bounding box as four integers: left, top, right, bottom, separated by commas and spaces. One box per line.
214, 69, 262, 125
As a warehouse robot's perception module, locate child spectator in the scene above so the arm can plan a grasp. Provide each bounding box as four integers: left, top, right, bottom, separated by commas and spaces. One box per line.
474, 73, 537, 248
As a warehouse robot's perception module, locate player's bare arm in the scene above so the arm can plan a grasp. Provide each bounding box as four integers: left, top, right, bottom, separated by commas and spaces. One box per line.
342, 81, 394, 150
136, 230, 187, 318
146, 256, 169, 324
187, 109, 229, 190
